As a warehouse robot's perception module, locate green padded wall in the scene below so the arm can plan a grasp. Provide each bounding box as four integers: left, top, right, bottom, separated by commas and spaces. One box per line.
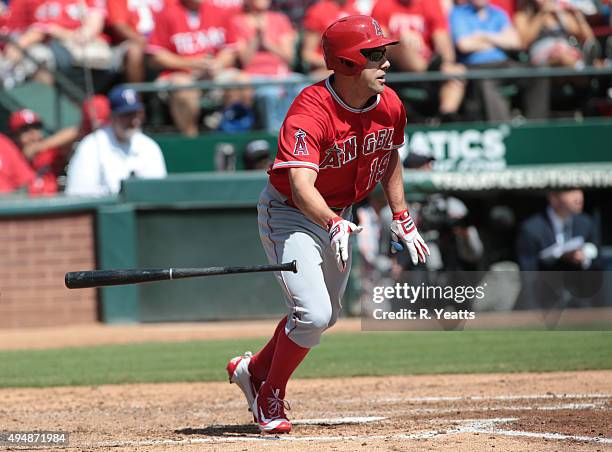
136, 208, 286, 322
96, 205, 140, 323
152, 131, 276, 173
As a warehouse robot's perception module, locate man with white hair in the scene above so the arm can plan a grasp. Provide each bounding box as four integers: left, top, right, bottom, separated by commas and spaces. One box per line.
65, 86, 167, 196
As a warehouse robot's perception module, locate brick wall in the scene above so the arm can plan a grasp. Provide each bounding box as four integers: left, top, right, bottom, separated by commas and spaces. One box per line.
0, 213, 98, 328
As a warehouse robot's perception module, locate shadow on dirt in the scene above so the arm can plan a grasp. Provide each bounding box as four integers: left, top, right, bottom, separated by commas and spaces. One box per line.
175, 424, 262, 436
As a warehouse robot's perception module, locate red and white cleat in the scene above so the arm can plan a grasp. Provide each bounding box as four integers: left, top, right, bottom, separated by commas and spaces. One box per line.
226, 352, 258, 421
252, 384, 292, 434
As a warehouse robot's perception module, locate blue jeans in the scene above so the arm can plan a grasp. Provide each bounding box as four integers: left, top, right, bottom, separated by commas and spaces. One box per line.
254, 74, 308, 133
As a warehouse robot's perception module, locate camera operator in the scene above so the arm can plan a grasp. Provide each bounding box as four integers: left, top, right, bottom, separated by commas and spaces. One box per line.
414, 194, 484, 271
396, 153, 484, 321
400, 153, 483, 273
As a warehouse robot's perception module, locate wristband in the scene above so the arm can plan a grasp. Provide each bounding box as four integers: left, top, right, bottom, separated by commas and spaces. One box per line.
326, 216, 343, 232
392, 209, 409, 221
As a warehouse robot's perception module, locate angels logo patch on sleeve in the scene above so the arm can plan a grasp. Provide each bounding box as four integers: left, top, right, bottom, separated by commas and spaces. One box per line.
293, 129, 309, 156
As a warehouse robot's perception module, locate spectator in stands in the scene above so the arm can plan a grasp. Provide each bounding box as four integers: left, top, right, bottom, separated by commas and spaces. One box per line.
516, 189, 599, 271
147, 0, 239, 136
205, 0, 244, 18
490, 0, 517, 17
270, 0, 318, 27
106, 0, 164, 83
450, 0, 550, 120
65, 86, 167, 196
372, 0, 467, 121
514, 0, 601, 68
2, 0, 111, 86
0, 130, 56, 196
243, 139, 271, 169
516, 188, 601, 309
301, 0, 360, 77
23, 95, 111, 160
229, 0, 303, 132
9, 109, 63, 190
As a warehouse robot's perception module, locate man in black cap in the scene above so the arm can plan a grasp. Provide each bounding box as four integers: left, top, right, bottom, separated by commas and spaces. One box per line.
243, 139, 272, 171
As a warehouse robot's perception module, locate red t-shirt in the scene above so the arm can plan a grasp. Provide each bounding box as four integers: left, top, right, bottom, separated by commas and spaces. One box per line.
148, 1, 235, 58
372, 0, 448, 61
6, 0, 39, 32
229, 11, 294, 76
302, 0, 360, 57
0, 134, 56, 196
27, 0, 106, 31
106, 0, 164, 43
269, 78, 406, 210
203, 0, 242, 20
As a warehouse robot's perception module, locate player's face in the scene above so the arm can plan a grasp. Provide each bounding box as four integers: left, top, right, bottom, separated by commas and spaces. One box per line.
359, 47, 391, 95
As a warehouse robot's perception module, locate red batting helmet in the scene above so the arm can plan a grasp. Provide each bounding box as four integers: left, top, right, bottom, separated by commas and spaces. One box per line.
322, 15, 398, 76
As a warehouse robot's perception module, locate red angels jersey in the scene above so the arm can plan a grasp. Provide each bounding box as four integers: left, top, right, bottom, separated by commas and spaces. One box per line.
372, 0, 448, 61
269, 77, 406, 210
148, 1, 235, 58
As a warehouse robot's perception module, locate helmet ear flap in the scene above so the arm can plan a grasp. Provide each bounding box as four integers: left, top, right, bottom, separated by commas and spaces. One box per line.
339, 57, 356, 69
337, 56, 360, 76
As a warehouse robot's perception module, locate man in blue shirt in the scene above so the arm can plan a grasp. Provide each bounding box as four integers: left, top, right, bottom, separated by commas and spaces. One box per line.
450, 0, 549, 120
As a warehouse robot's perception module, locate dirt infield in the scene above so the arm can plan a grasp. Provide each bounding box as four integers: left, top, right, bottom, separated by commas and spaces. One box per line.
1, 371, 610, 451
1, 320, 611, 451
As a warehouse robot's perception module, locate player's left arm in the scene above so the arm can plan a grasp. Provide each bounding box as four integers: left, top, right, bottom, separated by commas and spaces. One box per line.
380, 150, 407, 214
381, 153, 430, 265
380, 101, 429, 265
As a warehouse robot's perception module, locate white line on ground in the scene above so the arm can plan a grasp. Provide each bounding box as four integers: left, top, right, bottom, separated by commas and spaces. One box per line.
469, 428, 612, 444
444, 418, 612, 445
87, 418, 513, 448
400, 401, 608, 415
84, 413, 612, 448
370, 393, 612, 404
292, 416, 386, 425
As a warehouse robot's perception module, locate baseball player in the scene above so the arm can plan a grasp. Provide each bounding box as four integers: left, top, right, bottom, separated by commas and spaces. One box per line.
227, 15, 430, 434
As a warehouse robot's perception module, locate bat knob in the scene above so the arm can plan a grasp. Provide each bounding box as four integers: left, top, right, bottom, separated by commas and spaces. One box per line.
290, 260, 298, 273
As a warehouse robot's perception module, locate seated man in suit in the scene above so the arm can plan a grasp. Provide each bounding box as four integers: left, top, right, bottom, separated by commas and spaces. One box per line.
516, 188, 601, 310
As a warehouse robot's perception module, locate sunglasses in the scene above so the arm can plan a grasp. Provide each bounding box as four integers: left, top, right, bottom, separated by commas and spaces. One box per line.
361, 48, 387, 62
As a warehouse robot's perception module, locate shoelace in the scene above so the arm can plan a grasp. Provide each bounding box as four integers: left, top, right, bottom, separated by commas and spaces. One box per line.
266, 388, 291, 419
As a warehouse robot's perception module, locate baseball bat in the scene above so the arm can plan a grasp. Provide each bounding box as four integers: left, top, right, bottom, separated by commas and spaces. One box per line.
65, 260, 298, 289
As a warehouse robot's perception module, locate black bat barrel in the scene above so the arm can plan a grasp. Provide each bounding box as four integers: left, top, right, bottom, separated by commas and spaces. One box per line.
65, 269, 171, 289
65, 261, 298, 289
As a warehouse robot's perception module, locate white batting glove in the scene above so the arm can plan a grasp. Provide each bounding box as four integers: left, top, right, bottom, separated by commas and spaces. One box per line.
390, 209, 430, 266
327, 216, 363, 272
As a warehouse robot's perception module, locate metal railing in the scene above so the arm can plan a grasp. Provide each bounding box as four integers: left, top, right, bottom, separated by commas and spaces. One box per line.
121, 66, 612, 93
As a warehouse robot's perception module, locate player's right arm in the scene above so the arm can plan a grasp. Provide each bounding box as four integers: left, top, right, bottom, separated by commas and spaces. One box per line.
289, 167, 362, 271
288, 168, 338, 228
